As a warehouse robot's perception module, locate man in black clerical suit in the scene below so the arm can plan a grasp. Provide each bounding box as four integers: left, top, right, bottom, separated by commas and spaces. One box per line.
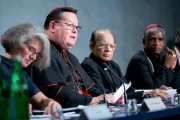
32, 7, 117, 108
81, 29, 169, 101
125, 24, 180, 91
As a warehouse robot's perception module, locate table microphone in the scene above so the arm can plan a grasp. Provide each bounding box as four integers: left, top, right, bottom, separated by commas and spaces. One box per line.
152, 60, 180, 75
57, 82, 108, 106
102, 63, 128, 104
150, 60, 180, 93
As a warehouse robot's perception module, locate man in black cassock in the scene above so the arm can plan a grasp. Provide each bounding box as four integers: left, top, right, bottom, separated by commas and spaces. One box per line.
32, 7, 117, 108
81, 29, 169, 101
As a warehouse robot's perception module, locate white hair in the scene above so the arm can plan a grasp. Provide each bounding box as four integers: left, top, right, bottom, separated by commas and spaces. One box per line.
1, 23, 50, 70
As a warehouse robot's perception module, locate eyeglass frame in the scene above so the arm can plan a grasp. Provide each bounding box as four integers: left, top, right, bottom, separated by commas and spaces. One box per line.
24, 43, 41, 58
54, 21, 82, 32
96, 43, 116, 50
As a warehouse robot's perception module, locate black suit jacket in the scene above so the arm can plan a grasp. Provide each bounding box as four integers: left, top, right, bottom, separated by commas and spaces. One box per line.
32, 42, 102, 108
125, 49, 180, 90
175, 62, 180, 73
81, 54, 144, 100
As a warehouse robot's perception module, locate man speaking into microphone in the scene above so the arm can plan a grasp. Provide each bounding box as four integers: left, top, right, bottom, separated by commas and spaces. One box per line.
32, 7, 117, 108
81, 29, 169, 102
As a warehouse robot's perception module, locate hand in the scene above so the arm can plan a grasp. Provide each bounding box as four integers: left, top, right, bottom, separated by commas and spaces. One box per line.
90, 93, 115, 105
164, 47, 178, 70
159, 85, 173, 90
150, 89, 170, 98
115, 95, 124, 104
105, 93, 115, 103
29, 103, 32, 115
44, 100, 62, 115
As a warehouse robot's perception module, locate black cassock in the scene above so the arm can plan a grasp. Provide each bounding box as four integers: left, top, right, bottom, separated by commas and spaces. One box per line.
81, 53, 144, 101
32, 42, 102, 108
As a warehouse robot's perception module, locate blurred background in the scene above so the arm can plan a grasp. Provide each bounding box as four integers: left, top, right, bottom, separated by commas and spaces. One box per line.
0, 0, 180, 74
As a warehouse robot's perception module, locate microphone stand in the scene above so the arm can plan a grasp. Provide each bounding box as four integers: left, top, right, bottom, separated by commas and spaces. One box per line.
104, 66, 128, 104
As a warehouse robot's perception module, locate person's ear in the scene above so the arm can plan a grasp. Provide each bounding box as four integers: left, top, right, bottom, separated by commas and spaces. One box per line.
89, 42, 95, 52
49, 21, 56, 33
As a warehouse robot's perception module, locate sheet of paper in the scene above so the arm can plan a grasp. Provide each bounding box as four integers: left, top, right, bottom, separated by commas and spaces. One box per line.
162, 89, 177, 98
135, 89, 177, 98
114, 82, 131, 102
29, 114, 51, 120
135, 89, 153, 92
62, 105, 86, 112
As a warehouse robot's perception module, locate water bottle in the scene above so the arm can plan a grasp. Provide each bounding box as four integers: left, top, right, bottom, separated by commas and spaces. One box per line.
0, 57, 10, 119
9, 55, 29, 120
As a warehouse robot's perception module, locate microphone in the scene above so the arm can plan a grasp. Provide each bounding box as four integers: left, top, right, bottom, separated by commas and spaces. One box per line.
57, 82, 108, 106
102, 63, 128, 104
151, 60, 180, 92
153, 61, 180, 75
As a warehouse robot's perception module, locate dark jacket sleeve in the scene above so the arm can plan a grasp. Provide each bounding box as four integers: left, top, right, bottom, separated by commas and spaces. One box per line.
82, 59, 144, 100
33, 58, 92, 108
168, 70, 180, 93
82, 70, 104, 96
81, 62, 110, 94
125, 58, 157, 89
127, 91, 144, 100
67, 52, 103, 96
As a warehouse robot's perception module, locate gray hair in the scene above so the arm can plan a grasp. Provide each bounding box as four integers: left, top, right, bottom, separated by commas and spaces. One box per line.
1, 23, 50, 70
144, 26, 165, 40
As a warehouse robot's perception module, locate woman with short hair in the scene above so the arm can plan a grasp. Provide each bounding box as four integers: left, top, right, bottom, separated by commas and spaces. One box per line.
0, 23, 61, 114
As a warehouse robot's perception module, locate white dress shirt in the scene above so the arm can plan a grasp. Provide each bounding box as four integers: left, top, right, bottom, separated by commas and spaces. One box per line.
174, 47, 180, 67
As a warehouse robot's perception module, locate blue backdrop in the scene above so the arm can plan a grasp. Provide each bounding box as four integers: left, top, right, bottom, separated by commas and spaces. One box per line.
0, 0, 180, 74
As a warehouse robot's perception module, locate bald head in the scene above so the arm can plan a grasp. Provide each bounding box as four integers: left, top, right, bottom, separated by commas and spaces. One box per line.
89, 29, 116, 62
90, 29, 115, 45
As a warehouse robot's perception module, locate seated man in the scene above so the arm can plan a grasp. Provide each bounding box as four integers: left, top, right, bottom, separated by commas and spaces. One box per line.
0, 23, 61, 115
32, 6, 117, 108
125, 24, 180, 91
81, 29, 169, 101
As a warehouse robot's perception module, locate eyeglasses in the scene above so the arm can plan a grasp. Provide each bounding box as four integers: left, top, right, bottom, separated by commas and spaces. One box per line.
54, 21, 82, 32
97, 43, 116, 50
25, 43, 41, 58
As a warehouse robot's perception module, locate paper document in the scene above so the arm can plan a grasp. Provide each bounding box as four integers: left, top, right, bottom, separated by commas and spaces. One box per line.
114, 82, 131, 102
62, 105, 86, 112
162, 89, 177, 98
135, 89, 152, 92
135, 89, 177, 98
29, 114, 51, 120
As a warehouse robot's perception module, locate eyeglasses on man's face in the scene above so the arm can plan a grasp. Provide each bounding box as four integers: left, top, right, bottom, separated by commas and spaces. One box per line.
96, 43, 116, 50
54, 21, 82, 32
25, 43, 41, 58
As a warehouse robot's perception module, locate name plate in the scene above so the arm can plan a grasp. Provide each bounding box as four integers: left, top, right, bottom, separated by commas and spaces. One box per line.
79, 104, 112, 120
141, 97, 166, 112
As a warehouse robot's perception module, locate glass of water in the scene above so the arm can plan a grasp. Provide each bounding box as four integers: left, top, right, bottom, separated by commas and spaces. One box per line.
126, 99, 138, 115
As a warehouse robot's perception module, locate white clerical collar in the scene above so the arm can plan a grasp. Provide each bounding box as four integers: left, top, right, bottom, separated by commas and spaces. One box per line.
175, 47, 180, 66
